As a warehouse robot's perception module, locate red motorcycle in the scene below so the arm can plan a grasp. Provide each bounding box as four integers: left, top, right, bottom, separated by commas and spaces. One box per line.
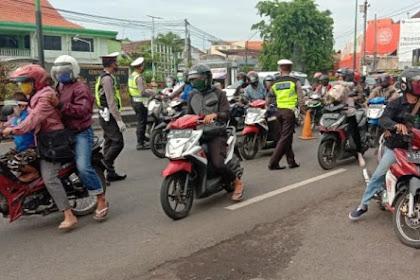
0, 138, 106, 223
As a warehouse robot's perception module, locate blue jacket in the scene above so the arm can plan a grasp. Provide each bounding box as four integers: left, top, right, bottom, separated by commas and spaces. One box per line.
180, 85, 194, 101
12, 110, 35, 152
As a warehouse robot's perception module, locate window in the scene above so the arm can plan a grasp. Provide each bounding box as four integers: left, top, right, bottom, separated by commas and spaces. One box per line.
43, 35, 62, 50
71, 37, 94, 52
24, 35, 30, 49
0, 34, 19, 48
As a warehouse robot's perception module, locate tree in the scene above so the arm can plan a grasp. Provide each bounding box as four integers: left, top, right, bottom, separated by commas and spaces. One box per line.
253, 0, 335, 76
0, 60, 16, 101
156, 32, 184, 54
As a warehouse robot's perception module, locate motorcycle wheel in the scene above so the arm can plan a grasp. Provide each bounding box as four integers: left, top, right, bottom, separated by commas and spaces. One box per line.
71, 166, 106, 216
317, 139, 338, 170
311, 111, 316, 130
160, 172, 194, 220
150, 129, 167, 158
369, 126, 378, 148
240, 133, 259, 160
393, 193, 420, 249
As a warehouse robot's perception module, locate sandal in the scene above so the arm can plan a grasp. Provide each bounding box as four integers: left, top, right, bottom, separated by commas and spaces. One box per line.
93, 203, 109, 221
58, 220, 78, 230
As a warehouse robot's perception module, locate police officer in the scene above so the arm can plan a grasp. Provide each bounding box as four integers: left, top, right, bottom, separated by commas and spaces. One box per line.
95, 52, 126, 181
186, 64, 244, 201
267, 59, 305, 170
128, 57, 155, 150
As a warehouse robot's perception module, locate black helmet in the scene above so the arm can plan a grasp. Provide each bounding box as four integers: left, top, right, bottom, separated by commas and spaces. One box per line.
263, 75, 275, 87
188, 64, 212, 90
237, 72, 247, 82
378, 74, 391, 88
247, 71, 259, 84
320, 74, 329, 82
399, 68, 420, 96
336, 68, 354, 82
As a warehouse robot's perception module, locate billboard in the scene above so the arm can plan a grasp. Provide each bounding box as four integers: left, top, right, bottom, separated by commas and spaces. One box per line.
399, 18, 420, 69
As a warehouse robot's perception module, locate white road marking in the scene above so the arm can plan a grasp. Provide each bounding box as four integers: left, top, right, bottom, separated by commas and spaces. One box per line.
226, 168, 347, 210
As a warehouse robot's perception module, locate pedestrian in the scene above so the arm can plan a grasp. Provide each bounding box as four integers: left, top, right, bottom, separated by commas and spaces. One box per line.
49, 55, 108, 220
267, 59, 305, 170
128, 57, 155, 150
95, 52, 127, 182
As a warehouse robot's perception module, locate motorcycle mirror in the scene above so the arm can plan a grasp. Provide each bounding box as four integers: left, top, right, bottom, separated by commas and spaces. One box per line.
1, 105, 14, 118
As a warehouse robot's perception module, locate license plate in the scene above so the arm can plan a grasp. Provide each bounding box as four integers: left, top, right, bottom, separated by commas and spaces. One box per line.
407, 151, 420, 164
168, 129, 192, 139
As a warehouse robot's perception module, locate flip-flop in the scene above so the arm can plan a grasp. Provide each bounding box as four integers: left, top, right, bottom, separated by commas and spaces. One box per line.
232, 189, 244, 201
58, 220, 78, 230
93, 203, 109, 221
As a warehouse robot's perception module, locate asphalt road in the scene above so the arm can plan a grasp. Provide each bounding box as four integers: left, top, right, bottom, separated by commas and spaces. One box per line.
0, 128, 418, 280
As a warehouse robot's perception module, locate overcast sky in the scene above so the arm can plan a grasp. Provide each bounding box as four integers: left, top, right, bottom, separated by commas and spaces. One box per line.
50, 0, 418, 50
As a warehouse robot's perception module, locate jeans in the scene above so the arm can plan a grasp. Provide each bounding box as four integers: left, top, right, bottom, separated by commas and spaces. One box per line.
75, 127, 103, 195
361, 147, 396, 206
40, 160, 70, 211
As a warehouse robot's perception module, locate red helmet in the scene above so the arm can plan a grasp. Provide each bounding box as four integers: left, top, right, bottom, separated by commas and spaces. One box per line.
9, 64, 48, 90
354, 72, 360, 84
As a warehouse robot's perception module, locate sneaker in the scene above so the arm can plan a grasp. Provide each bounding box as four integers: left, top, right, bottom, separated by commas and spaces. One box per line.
106, 173, 127, 182
349, 206, 368, 220
136, 142, 150, 150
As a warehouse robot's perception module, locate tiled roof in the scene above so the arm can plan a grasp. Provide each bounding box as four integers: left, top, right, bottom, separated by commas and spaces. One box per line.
246, 41, 263, 51
122, 40, 151, 53
0, 0, 83, 29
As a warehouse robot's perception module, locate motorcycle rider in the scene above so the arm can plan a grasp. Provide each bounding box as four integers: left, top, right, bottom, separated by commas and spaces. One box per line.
267, 59, 305, 170
312, 72, 323, 90
128, 56, 155, 150
3, 64, 78, 230
95, 52, 127, 181
162, 75, 177, 96
263, 75, 275, 94
49, 55, 108, 220
315, 74, 331, 97
244, 71, 267, 102
186, 64, 244, 201
234, 72, 248, 96
369, 74, 398, 101
349, 68, 420, 220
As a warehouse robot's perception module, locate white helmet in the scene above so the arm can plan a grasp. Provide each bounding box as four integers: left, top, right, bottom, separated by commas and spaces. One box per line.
51, 55, 80, 83
277, 59, 293, 66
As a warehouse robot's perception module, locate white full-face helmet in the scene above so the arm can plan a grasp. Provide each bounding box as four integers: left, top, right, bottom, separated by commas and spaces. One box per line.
51, 55, 80, 84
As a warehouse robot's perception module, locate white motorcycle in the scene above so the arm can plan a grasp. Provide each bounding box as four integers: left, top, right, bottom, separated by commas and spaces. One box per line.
160, 114, 243, 220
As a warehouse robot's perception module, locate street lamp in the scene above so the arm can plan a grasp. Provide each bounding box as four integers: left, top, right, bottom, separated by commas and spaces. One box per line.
73, 35, 92, 63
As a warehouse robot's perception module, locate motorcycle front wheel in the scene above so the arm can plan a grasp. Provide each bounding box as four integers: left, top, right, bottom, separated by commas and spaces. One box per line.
240, 133, 259, 160
71, 166, 106, 216
317, 139, 338, 170
393, 193, 420, 249
160, 172, 194, 220
150, 129, 167, 158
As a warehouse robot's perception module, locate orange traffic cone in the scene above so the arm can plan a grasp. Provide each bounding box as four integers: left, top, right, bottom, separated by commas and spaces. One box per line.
299, 110, 316, 140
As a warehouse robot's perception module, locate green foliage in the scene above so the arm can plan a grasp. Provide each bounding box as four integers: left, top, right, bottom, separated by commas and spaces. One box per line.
119, 45, 154, 71
156, 32, 184, 54
0, 60, 16, 101
415, 62, 420, 67
240, 66, 255, 73
253, 0, 335, 76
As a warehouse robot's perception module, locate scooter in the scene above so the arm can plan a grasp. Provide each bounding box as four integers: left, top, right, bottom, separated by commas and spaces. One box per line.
150, 98, 186, 158
146, 94, 168, 140
305, 91, 323, 129
228, 95, 246, 132
239, 100, 278, 160
160, 114, 243, 220
367, 96, 387, 148
365, 121, 420, 248
317, 103, 370, 170
0, 137, 106, 223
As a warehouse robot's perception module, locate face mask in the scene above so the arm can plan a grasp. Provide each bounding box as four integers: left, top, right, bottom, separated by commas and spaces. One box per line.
19, 82, 33, 95
166, 82, 173, 88
57, 72, 73, 84
191, 80, 206, 91
238, 80, 244, 86
178, 77, 183, 82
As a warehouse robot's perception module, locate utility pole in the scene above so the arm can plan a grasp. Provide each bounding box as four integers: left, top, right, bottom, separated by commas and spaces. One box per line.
362, 0, 368, 74
35, 0, 45, 68
373, 14, 378, 71
147, 15, 162, 79
353, 0, 359, 70
183, 19, 191, 67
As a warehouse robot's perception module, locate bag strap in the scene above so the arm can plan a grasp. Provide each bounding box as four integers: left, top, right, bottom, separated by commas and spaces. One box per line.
411, 98, 420, 116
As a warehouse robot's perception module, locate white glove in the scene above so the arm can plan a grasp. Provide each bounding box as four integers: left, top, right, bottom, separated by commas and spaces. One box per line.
116, 120, 127, 133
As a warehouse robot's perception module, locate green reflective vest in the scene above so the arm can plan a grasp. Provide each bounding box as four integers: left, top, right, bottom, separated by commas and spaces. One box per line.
271, 77, 298, 109
95, 71, 122, 112
128, 71, 149, 102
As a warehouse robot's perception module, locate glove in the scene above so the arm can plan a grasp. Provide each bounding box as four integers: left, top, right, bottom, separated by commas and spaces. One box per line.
117, 120, 127, 133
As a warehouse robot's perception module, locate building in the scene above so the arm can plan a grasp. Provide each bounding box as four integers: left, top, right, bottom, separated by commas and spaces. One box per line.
0, 0, 120, 66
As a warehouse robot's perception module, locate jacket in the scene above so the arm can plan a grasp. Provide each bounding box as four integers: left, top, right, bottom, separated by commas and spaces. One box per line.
13, 86, 64, 136
6, 110, 35, 152
58, 81, 94, 132
187, 86, 230, 122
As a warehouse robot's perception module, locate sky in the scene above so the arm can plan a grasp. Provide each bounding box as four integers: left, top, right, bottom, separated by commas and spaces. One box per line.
49, 0, 419, 51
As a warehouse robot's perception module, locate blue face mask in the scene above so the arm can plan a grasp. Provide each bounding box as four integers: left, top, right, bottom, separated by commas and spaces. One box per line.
57, 72, 73, 84
238, 80, 244, 86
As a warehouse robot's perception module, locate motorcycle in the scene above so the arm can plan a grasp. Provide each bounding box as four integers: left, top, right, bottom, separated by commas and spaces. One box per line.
239, 100, 279, 160
228, 95, 246, 132
160, 114, 243, 220
366, 122, 420, 248
305, 91, 323, 129
150, 98, 186, 158
0, 137, 106, 223
367, 97, 387, 148
317, 103, 370, 170
146, 94, 168, 140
